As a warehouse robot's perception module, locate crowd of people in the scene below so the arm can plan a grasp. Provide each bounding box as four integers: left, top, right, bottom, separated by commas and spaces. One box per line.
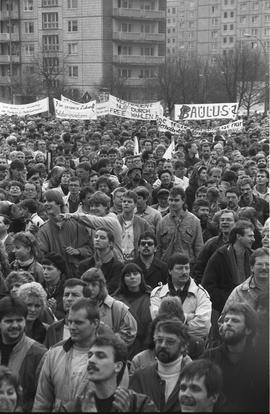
0, 111, 267, 412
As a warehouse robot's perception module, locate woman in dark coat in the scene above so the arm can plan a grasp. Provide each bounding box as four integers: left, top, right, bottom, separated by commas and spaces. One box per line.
113, 262, 152, 359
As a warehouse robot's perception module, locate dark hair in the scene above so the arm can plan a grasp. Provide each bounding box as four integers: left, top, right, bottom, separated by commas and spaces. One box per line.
169, 186, 186, 210
81, 268, 108, 302
225, 187, 239, 196
0, 296, 27, 321
18, 199, 38, 214
168, 253, 189, 271
91, 334, 128, 363
42, 253, 67, 275
96, 176, 113, 192
138, 231, 157, 247
155, 318, 189, 345
0, 365, 22, 409
115, 262, 151, 296
0, 214, 10, 226
195, 186, 207, 196
158, 296, 185, 322
250, 247, 269, 267
44, 189, 64, 208
13, 231, 41, 260
79, 186, 95, 202
90, 191, 111, 211
70, 298, 100, 322
64, 278, 89, 298
123, 190, 137, 203
95, 227, 115, 244
221, 302, 258, 339
76, 162, 92, 172
228, 220, 254, 244
158, 169, 173, 179
180, 359, 223, 398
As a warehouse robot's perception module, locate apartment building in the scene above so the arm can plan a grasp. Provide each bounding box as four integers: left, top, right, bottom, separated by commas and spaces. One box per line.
167, 0, 270, 63
0, 0, 166, 103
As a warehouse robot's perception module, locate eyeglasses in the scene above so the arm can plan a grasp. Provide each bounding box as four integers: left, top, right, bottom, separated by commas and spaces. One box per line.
153, 336, 179, 347
140, 241, 154, 247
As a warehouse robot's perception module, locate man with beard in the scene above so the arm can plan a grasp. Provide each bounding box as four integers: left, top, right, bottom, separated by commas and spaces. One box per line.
130, 319, 192, 412
193, 209, 237, 284
124, 165, 152, 194
0, 296, 47, 411
192, 200, 218, 243
178, 359, 223, 412
59, 334, 158, 412
201, 303, 264, 412
238, 176, 269, 225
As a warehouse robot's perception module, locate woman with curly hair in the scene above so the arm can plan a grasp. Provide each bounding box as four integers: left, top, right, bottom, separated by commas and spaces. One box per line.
10, 232, 44, 283
5, 271, 34, 298
17, 282, 48, 344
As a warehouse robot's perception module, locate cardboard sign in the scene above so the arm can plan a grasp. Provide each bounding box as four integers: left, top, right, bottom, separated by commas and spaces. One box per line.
54, 98, 97, 120
156, 115, 188, 134
174, 103, 239, 120
219, 119, 243, 132
0, 98, 49, 117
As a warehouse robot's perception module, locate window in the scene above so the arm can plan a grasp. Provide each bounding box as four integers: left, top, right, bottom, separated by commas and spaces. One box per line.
43, 34, 59, 51
120, 0, 133, 8
118, 46, 131, 55
25, 65, 35, 74
67, 0, 78, 7
229, 37, 234, 43
172, 7, 176, 13
119, 69, 131, 78
25, 44, 34, 56
121, 23, 132, 32
24, 0, 33, 11
24, 22, 34, 33
43, 57, 59, 72
68, 43, 78, 55
240, 2, 248, 10
251, 15, 258, 23
211, 30, 218, 39
252, 2, 259, 9
224, 12, 228, 18
265, 1, 270, 9
251, 28, 258, 35
42, 0, 58, 6
68, 66, 78, 77
212, 42, 218, 49
224, 24, 227, 30
264, 27, 270, 36
141, 47, 154, 56
230, 24, 234, 30
240, 16, 247, 24
167, 28, 170, 33
230, 12, 234, 17
212, 17, 218, 25
68, 20, 78, 31
223, 37, 227, 43
265, 15, 270, 22
139, 68, 155, 78
42, 13, 58, 29
224, 0, 228, 4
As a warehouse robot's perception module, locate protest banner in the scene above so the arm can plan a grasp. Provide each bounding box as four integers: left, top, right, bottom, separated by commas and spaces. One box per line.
219, 119, 243, 132
134, 136, 140, 155
174, 103, 239, 120
0, 98, 49, 117
108, 95, 163, 120
156, 115, 188, 134
61, 95, 109, 117
54, 98, 97, 120
163, 136, 175, 160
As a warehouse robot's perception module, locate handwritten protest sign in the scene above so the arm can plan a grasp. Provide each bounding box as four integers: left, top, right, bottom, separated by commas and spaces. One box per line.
61, 95, 109, 117
174, 103, 239, 120
156, 116, 188, 134
54, 98, 97, 120
0, 98, 49, 117
108, 95, 163, 120
219, 119, 243, 132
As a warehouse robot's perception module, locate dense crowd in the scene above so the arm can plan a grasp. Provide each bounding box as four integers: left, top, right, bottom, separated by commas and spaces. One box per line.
0, 111, 268, 412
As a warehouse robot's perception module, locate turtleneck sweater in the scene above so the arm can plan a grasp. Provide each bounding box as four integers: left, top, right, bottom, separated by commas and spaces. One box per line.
157, 355, 183, 403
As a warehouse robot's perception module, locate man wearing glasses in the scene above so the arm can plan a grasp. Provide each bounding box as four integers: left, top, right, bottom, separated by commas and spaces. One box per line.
130, 319, 191, 412
134, 231, 169, 289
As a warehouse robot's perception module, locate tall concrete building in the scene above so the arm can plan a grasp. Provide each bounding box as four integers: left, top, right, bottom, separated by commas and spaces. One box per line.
167, 0, 270, 63
0, 0, 166, 103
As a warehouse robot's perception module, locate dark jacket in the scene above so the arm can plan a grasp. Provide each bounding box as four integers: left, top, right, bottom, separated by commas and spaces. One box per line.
193, 234, 227, 284
59, 388, 158, 412
43, 277, 65, 320
78, 256, 124, 294
44, 319, 65, 349
26, 318, 48, 345
202, 245, 252, 313
239, 194, 269, 225
202, 343, 265, 412
134, 255, 168, 288
130, 357, 191, 412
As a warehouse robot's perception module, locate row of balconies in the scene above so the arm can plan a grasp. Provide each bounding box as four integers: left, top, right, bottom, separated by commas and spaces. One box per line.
0, 33, 19, 42
113, 55, 164, 64
113, 32, 164, 42
0, 55, 20, 63
0, 10, 19, 20
112, 8, 165, 20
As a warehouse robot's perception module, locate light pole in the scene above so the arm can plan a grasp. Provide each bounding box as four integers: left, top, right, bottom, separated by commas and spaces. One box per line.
244, 33, 269, 116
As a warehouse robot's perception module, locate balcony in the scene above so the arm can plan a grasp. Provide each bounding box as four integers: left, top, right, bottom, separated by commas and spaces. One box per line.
0, 75, 10, 85
0, 10, 19, 20
113, 55, 164, 65
124, 77, 156, 86
0, 33, 19, 42
0, 55, 20, 64
113, 32, 164, 42
113, 8, 165, 20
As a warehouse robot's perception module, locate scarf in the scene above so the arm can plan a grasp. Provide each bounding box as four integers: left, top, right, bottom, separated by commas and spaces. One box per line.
157, 355, 183, 403
169, 279, 191, 304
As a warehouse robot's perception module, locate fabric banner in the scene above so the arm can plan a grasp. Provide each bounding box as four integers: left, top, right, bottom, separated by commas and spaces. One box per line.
156, 115, 188, 134
174, 103, 239, 120
61, 95, 109, 117
108, 95, 163, 120
54, 98, 97, 120
219, 119, 243, 132
0, 98, 49, 117
163, 137, 175, 160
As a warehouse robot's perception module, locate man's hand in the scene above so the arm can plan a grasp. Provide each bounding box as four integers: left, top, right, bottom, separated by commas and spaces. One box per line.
47, 298, 57, 313
65, 246, 80, 256
60, 213, 73, 220
112, 387, 130, 412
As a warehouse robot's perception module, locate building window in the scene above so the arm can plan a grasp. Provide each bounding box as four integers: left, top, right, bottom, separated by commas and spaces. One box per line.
25, 44, 34, 56
223, 37, 227, 43
265, 14, 270, 21
68, 20, 78, 31
68, 66, 78, 77
212, 17, 218, 25
25, 65, 35, 74
224, 24, 227, 30
68, 43, 78, 55
43, 35, 59, 51
119, 69, 131, 78
121, 23, 132, 32
24, 22, 34, 33
23, 0, 34, 11
224, 0, 228, 4
230, 24, 234, 30
67, 0, 78, 7
240, 2, 248, 10
119, 0, 133, 8
172, 7, 176, 13
140, 47, 154, 56
229, 37, 234, 43
42, 0, 58, 6
264, 27, 270, 36
251, 28, 258, 35
42, 12, 58, 29
252, 2, 259, 9
43, 57, 59, 72
251, 15, 258, 23
265, 1, 270, 9
230, 12, 234, 17
224, 12, 228, 18
239, 16, 247, 24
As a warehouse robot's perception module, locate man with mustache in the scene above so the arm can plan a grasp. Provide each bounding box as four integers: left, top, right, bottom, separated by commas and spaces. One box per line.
130, 319, 192, 412
179, 359, 223, 412
238, 176, 269, 226
59, 334, 158, 412
201, 303, 265, 412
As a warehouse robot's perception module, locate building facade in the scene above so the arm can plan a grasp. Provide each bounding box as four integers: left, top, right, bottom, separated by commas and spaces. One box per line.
167, 0, 270, 63
0, 0, 166, 103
